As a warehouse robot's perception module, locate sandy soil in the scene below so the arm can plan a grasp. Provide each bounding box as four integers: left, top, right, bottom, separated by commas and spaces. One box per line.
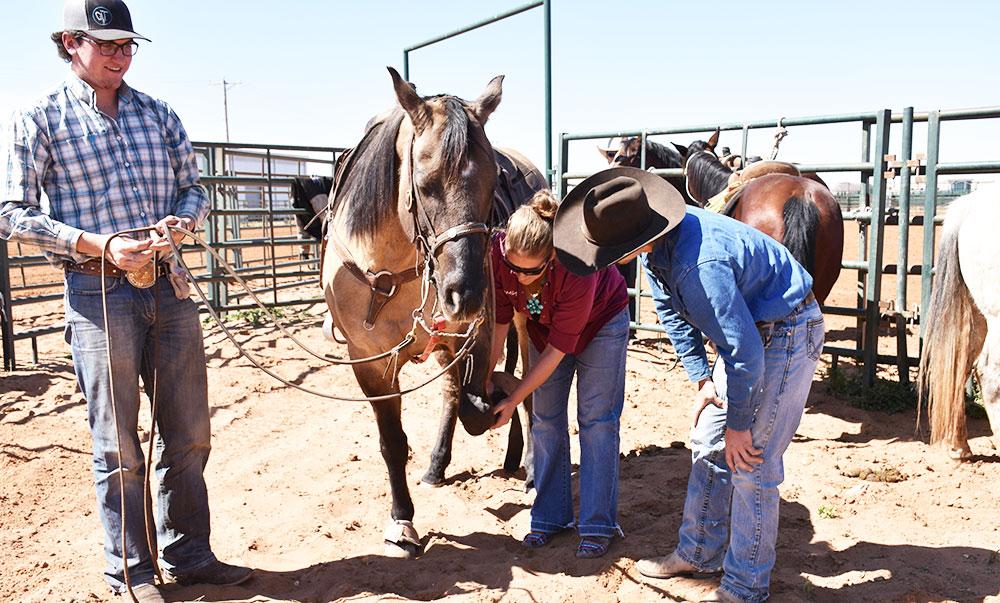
4, 217, 999, 603
3, 287, 1000, 603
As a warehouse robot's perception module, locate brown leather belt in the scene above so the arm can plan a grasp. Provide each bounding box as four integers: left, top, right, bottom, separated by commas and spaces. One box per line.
64, 259, 169, 283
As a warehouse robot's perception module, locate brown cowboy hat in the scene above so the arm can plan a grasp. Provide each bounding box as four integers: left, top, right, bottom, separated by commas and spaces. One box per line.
553, 167, 686, 275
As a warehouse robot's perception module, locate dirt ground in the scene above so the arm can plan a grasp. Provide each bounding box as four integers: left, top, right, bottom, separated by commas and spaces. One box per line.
4, 221, 1000, 603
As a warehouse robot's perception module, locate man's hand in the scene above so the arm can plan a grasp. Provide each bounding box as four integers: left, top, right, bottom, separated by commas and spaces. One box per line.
149, 215, 194, 251
724, 428, 763, 473
693, 378, 724, 427
102, 235, 153, 271
490, 395, 521, 430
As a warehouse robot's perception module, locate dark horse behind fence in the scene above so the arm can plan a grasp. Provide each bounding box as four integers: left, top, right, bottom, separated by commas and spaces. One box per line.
298, 68, 545, 557
603, 131, 844, 304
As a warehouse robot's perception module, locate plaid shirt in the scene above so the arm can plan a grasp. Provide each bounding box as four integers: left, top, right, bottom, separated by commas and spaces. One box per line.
1, 74, 209, 264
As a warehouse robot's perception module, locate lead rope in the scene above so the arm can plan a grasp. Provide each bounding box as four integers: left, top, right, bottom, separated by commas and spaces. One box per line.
770, 117, 788, 160
141, 270, 163, 585
98, 229, 148, 602
161, 227, 482, 401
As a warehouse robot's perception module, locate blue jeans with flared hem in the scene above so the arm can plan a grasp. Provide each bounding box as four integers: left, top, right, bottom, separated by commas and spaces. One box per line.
528, 308, 629, 539
675, 300, 824, 603
64, 272, 217, 593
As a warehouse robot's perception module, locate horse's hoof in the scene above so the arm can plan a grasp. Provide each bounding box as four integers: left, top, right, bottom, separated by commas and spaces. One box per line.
383, 519, 422, 558
948, 445, 973, 461
524, 479, 535, 493
384, 540, 422, 558
419, 477, 445, 489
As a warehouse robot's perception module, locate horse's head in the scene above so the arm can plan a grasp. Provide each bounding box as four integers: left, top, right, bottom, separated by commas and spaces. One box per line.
683, 128, 721, 164
683, 129, 734, 204
291, 176, 333, 241
599, 137, 690, 172
388, 67, 500, 324
598, 136, 642, 167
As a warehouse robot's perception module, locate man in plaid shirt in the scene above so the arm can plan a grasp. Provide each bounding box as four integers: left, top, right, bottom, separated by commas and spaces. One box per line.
0, 1, 251, 600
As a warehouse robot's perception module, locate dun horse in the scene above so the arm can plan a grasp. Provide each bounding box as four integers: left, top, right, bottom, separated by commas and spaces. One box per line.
602, 131, 844, 304
315, 68, 544, 556
919, 187, 1000, 459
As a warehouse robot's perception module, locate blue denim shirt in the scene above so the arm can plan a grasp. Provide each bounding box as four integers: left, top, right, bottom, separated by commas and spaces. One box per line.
641, 206, 813, 430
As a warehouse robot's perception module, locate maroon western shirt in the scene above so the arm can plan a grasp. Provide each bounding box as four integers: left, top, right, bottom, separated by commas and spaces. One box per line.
491, 232, 629, 355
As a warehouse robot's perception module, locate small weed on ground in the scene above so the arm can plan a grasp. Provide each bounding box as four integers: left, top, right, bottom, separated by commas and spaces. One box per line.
817, 504, 839, 519
825, 365, 917, 413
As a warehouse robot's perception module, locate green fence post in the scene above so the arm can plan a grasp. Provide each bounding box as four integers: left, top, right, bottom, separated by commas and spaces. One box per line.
919, 111, 941, 347
895, 107, 914, 382
863, 109, 892, 387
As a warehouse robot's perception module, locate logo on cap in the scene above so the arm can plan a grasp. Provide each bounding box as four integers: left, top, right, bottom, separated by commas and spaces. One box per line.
92, 6, 113, 26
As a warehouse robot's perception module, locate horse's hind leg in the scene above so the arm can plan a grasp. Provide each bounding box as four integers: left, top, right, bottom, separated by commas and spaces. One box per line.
513, 313, 535, 491
353, 363, 421, 558
421, 362, 460, 486
977, 320, 1000, 452
503, 326, 524, 474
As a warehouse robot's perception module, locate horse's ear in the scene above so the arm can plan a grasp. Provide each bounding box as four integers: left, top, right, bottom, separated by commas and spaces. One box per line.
597, 146, 617, 163
470, 75, 504, 126
673, 142, 689, 158
387, 66, 430, 133
707, 128, 721, 151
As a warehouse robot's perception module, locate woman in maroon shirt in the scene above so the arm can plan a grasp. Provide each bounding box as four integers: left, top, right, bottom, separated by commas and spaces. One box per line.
489, 190, 630, 559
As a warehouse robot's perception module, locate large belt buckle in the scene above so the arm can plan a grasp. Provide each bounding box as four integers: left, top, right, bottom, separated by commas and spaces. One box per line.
126, 262, 157, 289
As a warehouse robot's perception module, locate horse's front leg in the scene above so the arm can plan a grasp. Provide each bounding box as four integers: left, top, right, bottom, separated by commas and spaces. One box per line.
353, 361, 421, 558
421, 360, 460, 486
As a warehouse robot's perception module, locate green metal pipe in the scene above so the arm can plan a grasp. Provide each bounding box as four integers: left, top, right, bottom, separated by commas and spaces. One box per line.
863, 110, 891, 387
896, 108, 914, 314
543, 0, 552, 185
193, 141, 344, 153
920, 112, 941, 344
561, 112, 883, 141
403, 1, 544, 54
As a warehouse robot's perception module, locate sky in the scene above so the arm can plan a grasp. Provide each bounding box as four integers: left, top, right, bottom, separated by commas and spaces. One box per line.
3, 0, 999, 183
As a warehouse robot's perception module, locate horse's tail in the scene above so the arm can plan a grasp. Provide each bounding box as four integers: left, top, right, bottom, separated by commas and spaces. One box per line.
781, 196, 819, 275
918, 196, 985, 451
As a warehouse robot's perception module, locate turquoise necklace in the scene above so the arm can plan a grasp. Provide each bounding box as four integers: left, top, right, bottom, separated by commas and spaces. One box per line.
525, 275, 546, 318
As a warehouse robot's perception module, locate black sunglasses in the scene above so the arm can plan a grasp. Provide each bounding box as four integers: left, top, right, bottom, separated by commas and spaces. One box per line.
79, 35, 139, 57
502, 254, 549, 276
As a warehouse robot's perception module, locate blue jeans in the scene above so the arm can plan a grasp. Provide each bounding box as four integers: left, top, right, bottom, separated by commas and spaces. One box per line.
528, 308, 628, 538
64, 272, 216, 593
675, 300, 824, 603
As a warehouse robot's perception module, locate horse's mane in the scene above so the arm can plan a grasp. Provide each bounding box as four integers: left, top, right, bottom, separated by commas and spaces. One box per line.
646, 140, 684, 169
340, 96, 490, 240
686, 152, 733, 202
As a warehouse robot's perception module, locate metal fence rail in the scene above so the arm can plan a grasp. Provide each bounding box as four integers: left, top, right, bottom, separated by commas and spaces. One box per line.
1, 141, 344, 370
559, 105, 1000, 386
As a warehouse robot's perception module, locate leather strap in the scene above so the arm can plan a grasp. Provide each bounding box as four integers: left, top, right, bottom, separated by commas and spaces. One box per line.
328, 234, 421, 330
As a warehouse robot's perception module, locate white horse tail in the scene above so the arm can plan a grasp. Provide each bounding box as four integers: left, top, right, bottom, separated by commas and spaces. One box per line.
918, 196, 987, 456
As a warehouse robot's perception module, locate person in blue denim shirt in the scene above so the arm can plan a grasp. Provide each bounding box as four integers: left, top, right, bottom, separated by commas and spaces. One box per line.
0, 2, 251, 600
553, 167, 824, 603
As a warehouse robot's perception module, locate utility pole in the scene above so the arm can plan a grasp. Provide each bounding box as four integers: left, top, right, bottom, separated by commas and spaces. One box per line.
214, 79, 242, 142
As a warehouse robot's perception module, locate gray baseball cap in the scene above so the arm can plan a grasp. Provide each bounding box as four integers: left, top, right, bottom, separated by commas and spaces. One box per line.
63, 0, 151, 42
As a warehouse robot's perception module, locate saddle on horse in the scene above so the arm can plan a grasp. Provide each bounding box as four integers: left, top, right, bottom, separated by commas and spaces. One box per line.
705, 161, 802, 216
705, 160, 801, 215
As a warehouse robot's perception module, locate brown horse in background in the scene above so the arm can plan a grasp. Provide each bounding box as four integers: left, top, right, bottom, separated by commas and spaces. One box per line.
682, 129, 843, 304
603, 131, 844, 304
